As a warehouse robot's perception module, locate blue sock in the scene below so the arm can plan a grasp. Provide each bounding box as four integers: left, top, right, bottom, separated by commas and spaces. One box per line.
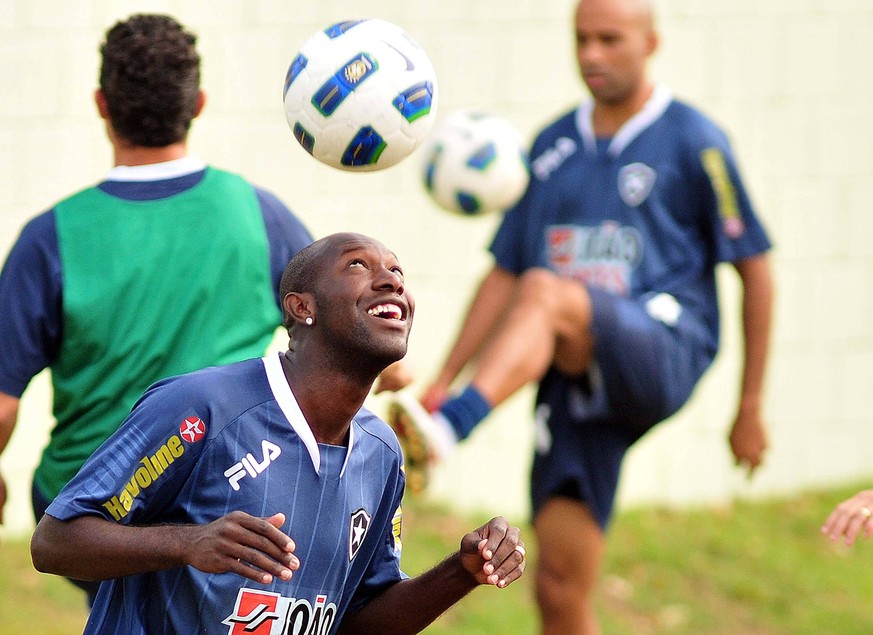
440, 386, 492, 440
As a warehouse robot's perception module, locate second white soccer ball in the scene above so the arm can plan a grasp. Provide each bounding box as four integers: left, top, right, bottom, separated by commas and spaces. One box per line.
283, 19, 439, 172
421, 110, 530, 216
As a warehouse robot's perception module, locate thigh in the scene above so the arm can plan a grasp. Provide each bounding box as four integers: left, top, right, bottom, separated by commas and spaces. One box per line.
587, 289, 710, 432
517, 269, 596, 376
530, 404, 630, 530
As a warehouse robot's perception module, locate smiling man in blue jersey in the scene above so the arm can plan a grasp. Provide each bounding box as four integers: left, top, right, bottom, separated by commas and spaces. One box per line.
0, 15, 316, 606
388, 0, 775, 632
31, 232, 526, 635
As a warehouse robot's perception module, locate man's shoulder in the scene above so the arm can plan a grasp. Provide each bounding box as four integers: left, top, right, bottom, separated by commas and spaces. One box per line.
662, 98, 729, 144
534, 107, 579, 141
353, 406, 402, 457
10, 208, 57, 250
141, 358, 266, 404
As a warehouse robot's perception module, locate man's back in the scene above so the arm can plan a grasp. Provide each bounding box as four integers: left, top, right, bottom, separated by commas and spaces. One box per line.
42, 166, 281, 499
0, 160, 312, 501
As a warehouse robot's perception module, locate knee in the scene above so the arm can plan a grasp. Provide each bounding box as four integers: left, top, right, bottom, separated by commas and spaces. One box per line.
516, 268, 569, 308
535, 556, 593, 613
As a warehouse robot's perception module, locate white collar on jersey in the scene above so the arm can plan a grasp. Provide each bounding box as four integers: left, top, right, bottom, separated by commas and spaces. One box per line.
262, 353, 356, 477
104, 156, 207, 182
575, 83, 673, 158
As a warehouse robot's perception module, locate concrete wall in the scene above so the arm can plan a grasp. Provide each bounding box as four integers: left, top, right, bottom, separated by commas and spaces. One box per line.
2, 0, 872, 538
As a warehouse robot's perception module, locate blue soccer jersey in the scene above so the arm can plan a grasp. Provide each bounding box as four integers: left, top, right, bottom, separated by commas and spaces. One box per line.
492, 84, 771, 359
47, 353, 406, 635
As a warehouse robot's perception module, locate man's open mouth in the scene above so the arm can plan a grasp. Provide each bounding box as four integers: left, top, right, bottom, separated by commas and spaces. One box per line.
367, 303, 404, 320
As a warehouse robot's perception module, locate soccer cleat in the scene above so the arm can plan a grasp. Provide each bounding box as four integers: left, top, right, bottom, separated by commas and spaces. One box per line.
387, 392, 455, 495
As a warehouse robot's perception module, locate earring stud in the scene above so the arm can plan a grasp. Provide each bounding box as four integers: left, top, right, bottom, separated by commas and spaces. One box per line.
305, 316, 314, 326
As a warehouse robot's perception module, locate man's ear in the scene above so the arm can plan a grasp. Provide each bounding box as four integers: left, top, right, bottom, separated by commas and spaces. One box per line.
94, 89, 109, 119
194, 89, 206, 118
283, 291, 315, 325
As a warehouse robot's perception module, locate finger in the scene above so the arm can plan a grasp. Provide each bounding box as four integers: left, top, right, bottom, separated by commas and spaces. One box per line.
266, 512, 286, 529
488, 544, 527, 588
847, 507, 873, 544
825, 512, 853, 542
234, 542, 299, 582
476, 537, 491, 561
477, 517, 511, 560
821, 511, 841, 535
232, 514, 300, 576
481, 525, 524, 579
227, 557, 287, 584
828, 506, 871, 545
822, 502, 852, 539
240, 513, 296, 553
822, 501, 854, 535
842, 517, 865, 546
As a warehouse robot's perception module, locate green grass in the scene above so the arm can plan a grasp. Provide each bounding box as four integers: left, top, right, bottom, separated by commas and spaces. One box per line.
4, 483, 873, 634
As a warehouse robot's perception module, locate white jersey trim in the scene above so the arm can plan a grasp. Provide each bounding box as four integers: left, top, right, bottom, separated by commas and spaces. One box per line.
575, 84, 674, 157
104, 156, 207, 182
262, 353, 355, 476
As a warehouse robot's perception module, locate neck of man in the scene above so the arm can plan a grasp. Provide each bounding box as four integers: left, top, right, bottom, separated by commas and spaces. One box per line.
112, 140, 189, 167
280, 350, 379, 446
592, 80, 655, 137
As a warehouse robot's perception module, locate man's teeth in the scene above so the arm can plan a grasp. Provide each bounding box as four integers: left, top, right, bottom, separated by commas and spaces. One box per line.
368, 304, 402, 319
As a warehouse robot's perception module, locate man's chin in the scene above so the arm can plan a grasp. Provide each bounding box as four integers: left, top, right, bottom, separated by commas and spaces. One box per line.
360, 339, 408, 372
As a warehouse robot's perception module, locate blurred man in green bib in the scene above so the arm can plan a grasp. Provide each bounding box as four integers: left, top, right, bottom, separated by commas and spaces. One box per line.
0, 14, 314, 603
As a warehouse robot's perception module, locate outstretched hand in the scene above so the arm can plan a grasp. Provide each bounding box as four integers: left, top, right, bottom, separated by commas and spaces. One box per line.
729, 406, 768, 478
186, 511, 299, 583
459, 516, 525, 589
822, 490, 873, 546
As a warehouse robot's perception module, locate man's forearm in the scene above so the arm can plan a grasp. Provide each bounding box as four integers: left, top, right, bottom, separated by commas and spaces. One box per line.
736, 254, 774, 410
0, 392, 20, 456
338, 552, 477, 635
31, 514, 188, 581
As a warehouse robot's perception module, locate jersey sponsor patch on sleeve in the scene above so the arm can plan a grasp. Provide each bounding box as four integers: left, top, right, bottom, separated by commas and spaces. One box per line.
700, 147, 745, 238
391, 505, 403, 555
102, 415, 208, 521
179, 416, 207, 442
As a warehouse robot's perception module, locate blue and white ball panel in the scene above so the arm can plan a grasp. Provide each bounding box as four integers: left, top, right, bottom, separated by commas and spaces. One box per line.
311, 52, 379, 117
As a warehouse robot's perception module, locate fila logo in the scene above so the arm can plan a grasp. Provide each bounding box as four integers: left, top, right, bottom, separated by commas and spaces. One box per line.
224, 440, 282, 491
531, 136, 577, 181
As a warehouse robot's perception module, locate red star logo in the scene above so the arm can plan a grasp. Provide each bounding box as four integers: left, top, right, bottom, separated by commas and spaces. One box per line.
179, 416, 206, 443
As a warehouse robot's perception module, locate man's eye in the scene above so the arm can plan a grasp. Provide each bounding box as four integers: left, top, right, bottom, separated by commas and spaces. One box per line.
349, 259, 365, 268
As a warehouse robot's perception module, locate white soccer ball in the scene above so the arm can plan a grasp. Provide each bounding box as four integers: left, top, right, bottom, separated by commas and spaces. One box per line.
420, 110, 530, 216
283, 19, 439, 172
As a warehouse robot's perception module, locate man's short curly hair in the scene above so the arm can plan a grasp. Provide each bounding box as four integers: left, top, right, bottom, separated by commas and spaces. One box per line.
99, 14, 201, 147
279, 242, 324, 331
